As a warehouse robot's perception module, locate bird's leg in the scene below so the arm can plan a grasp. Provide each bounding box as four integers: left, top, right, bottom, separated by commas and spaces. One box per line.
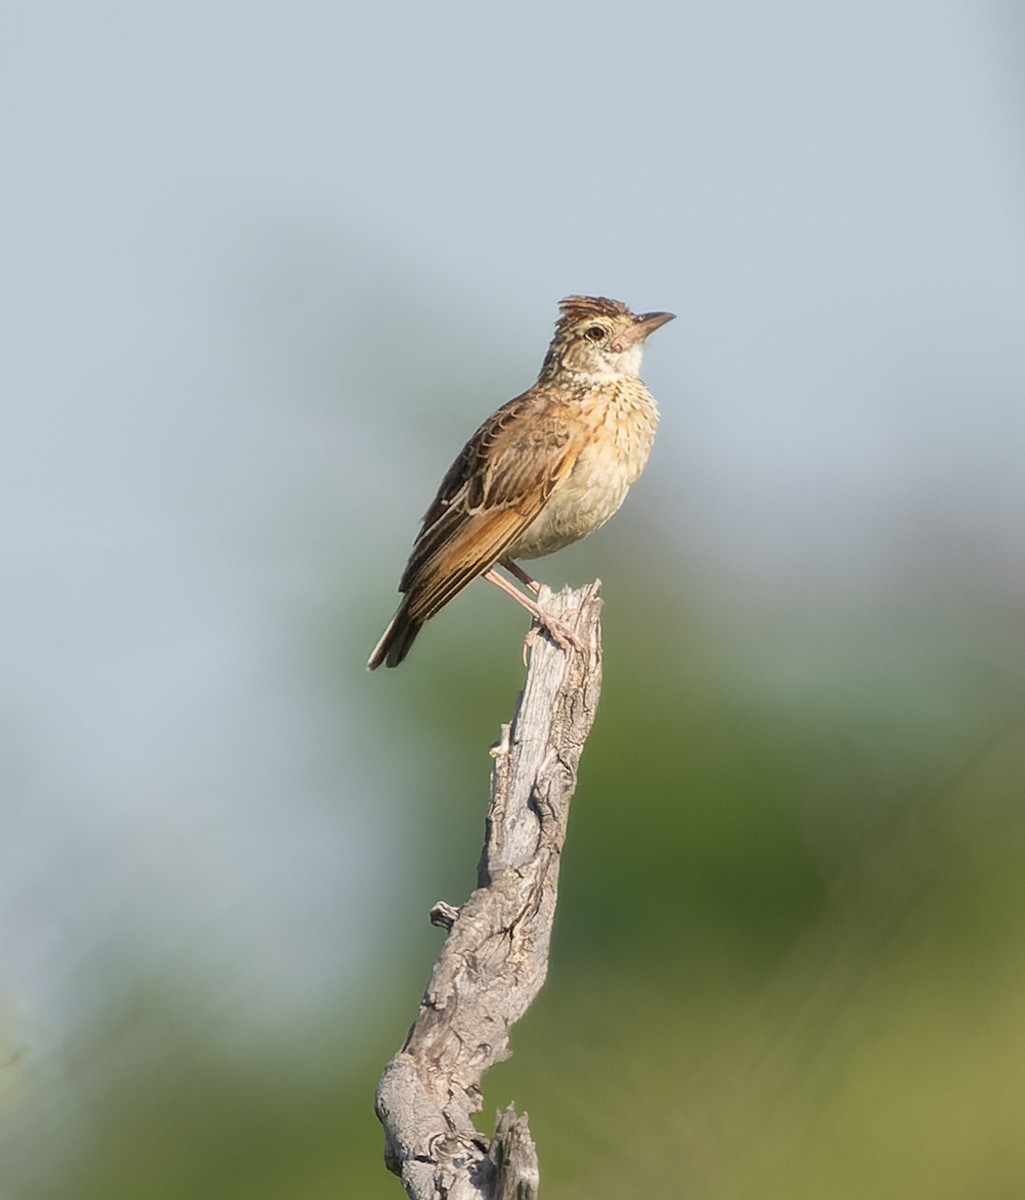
498, 557, 541, 595
496, 559, 580, 662
482, 567, 585, 656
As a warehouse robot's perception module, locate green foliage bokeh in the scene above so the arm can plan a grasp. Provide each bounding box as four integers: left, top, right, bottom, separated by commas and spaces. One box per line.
8, 536, 1025, 1199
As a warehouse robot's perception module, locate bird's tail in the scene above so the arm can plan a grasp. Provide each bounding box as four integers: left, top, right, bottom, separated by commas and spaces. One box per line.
367, 604, 423, 670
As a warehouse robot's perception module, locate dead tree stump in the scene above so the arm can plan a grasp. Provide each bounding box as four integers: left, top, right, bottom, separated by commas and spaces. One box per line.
376, 581, 605, 1200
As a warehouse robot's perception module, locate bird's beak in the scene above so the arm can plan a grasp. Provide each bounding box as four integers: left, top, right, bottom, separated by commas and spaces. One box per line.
635, 311, 676, 338
616, 310, 675, 349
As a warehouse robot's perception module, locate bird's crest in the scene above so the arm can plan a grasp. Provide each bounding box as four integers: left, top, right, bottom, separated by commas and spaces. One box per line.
556, 295, 630, 331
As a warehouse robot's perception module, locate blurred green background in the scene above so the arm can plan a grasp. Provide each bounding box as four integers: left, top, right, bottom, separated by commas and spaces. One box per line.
5, 3, 1025, 1197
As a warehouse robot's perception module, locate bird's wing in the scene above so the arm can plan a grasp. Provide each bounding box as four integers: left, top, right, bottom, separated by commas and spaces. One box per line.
398, 392, 578, 623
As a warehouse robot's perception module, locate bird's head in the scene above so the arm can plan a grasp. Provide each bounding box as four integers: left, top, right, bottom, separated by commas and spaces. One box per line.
540, 295, 675, 380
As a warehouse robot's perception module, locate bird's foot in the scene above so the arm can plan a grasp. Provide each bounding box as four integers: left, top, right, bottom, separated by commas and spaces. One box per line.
521, 610, 585, 664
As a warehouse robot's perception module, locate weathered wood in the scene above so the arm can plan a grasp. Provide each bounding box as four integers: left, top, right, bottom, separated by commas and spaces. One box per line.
376, 581, 604, 1199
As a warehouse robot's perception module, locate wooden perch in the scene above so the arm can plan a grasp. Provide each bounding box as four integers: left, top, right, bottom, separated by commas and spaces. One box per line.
376, 580, 605, 1200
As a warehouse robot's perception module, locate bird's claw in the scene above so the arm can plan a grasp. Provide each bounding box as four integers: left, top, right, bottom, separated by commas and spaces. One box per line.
521, 611, 585, 664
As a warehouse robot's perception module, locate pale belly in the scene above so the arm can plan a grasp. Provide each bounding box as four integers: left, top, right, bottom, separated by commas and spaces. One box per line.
507, 438, 652, 561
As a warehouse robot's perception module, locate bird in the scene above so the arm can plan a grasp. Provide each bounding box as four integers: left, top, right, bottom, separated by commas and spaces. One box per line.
367, 295, 674, 670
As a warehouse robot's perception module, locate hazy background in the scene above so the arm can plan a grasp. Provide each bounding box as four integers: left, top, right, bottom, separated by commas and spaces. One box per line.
4, 2, 1025, 1196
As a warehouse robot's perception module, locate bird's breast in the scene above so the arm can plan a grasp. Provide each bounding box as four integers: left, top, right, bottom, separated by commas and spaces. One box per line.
507, 382, 659, 561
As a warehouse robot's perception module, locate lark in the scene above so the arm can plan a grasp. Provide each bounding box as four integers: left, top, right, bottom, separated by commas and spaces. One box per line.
368, 295, 674, 669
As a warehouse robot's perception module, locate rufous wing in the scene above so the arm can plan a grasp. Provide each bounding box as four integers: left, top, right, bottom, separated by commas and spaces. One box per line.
401, 394, 578, 623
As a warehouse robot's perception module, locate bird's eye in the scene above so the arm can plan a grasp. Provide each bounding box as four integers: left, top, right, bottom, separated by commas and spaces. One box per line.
584, 325, 606, 342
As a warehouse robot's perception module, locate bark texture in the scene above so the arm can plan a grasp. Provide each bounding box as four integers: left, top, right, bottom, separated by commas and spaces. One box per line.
376, 581, 604, 1199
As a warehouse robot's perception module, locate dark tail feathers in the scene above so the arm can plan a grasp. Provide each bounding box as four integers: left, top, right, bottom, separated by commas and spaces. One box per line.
367, 605, 423, 670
